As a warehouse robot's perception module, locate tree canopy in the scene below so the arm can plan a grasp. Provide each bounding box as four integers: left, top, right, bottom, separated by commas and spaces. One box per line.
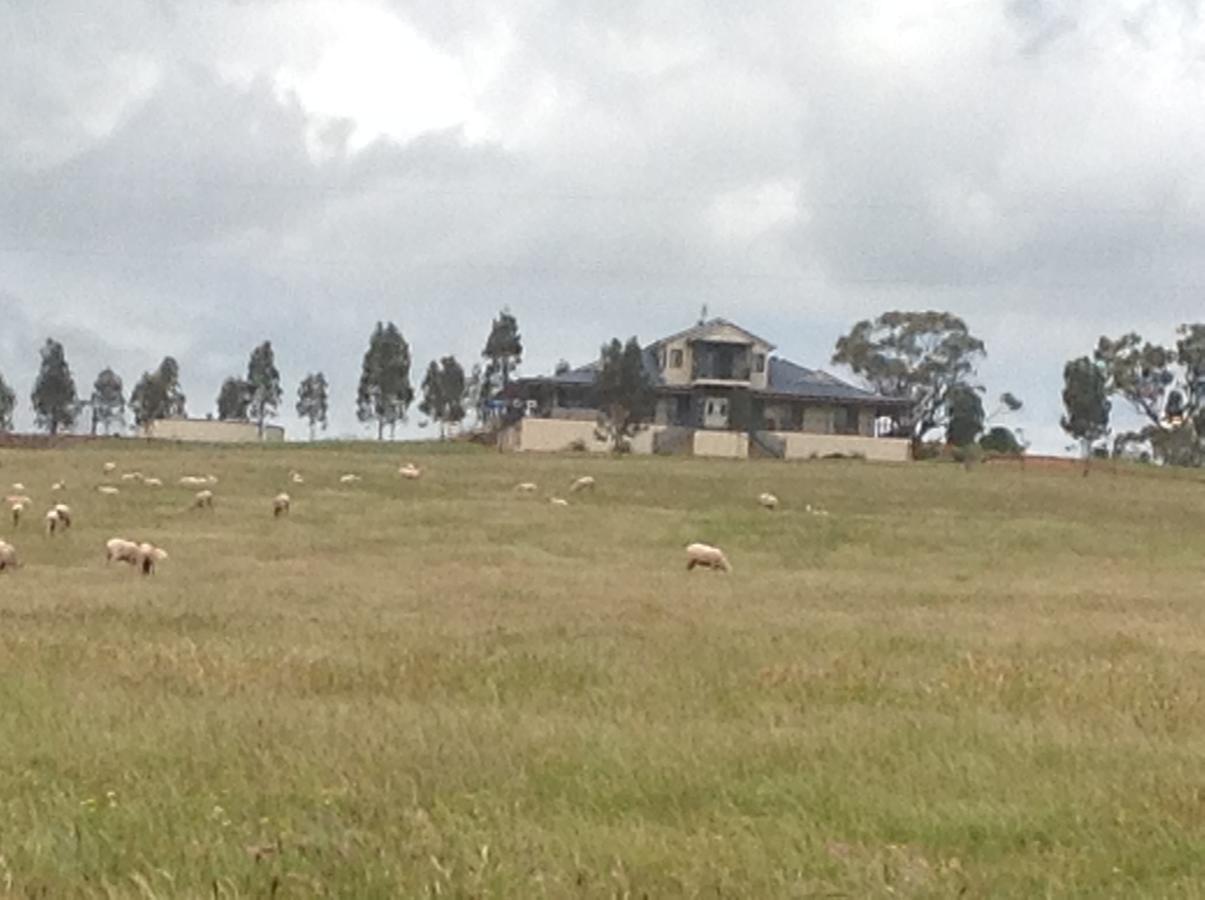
356, 322, 413, 439
90, 368, 126, 435
31, 338, 78, 435
832, 310, 986, 450
131, 357, 186, 427
594, 337, 654, 452
296, 372, 329, 440
246, 340, 283, 435
419, 356, 467, 438
216, 378, 251, 421
0, 373, 15, 432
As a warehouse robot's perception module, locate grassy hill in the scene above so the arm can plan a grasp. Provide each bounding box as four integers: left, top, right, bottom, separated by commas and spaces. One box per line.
1, 441, 1204, 897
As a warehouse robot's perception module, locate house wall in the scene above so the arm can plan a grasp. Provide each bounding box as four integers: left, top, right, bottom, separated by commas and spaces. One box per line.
802, 406, 834, 434
772, 432, 910, 462
859, 409, 876, 437
656, 323, 773, 390
693, 430, 749, 459
660, 337, 692, 387
514, 417, 665, 454
145, 419, 285, 443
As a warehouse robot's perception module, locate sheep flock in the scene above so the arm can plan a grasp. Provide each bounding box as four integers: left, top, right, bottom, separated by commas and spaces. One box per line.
0, 451, 837, 582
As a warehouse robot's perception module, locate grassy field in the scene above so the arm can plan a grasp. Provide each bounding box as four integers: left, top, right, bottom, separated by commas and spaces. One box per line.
1, 441, 1204, 897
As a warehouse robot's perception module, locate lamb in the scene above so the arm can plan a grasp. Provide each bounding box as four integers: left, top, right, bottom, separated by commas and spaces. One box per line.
758, 492, 779, 510
273, 493, 291, 518
569, 475, 595, 493
103, 462, 117, 474
339, 474, 362, 484
179, 476, 209, 487
398, 464, 422, 480
549, 497, 570, 507
685, 542, 732, 573
97, 486, 120, 496
121, 472, 144, 482
515, 482, 538, 493
193, 490, 214, 510
0, 540, 18, 571
143, 477, 163, 488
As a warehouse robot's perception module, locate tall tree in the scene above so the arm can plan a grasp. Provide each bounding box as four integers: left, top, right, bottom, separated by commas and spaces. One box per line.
419, 356, 467, 439
31, 339, 78, 436
90, 368, 126, 435
131, 357, 187, 428
216, 378, 251, 421
0, 373, 15, 432
245, 341, 283, 436
296, 372, 329, 440
594, 337, 654, 452
945, 385, 985, 447
1094, 325, 1203, 466
356, 321, 413, 439
482, 309, 523, 391
832, 311, 986, 452
1061, 356, 1111, 474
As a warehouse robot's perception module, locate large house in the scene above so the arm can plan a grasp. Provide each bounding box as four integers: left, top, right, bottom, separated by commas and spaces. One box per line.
503, 318, 911, 461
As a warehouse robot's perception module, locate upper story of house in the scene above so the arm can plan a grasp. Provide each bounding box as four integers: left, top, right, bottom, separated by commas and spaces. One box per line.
651, 319, 775, 391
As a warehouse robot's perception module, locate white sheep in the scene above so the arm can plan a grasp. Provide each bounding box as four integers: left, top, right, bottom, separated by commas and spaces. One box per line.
10, 502, 22, 528
399, 464, 422, 480
121, 472, 144, 482
339, 474, 362, 484
179, 476, 209, 487
143, 477, 163, 488
290, 471, 305, 485
97, 486, 120, 496
51, 481, 66, 492
11, 483, 24, 492
273, 493, 291, 518
758, 492, 779, 510
136, 542, 168, 575
206, 475, 219, 485
686, 542, 732, 573
193, 490, 215, 510
549, 497, 570, 507
569, 475, 595, 493
0, 540, 18, 571
45, 506, 71, 536
106, 537, 141, 565
102, 462, 117, 474
515, 482, 538, 493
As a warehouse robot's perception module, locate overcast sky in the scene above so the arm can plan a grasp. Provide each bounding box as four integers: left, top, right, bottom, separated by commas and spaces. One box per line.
3, 0, 1203, 449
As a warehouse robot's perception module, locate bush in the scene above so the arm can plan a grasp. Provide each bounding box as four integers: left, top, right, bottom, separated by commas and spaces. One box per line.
566, 438, 588, 453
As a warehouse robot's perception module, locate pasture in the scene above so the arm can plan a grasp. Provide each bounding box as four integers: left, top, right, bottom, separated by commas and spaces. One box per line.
1, 441, 1204, 897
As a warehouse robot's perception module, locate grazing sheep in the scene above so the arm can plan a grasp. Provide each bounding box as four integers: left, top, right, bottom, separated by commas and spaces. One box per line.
137, 543, 168, 575
0, 540, 17, 571
549, 497, 570, 507
45, 508, 67, 536
569, 475, 595, 493
206, 475, 219, 485
143, 477, 163, 487
179, 476, 209, 487
515, 482, 538, 493
273, 493, 291, 518
193, 490, 214, 510
685, 542, 732, 573
11, 483, 24, 492
51, 481, 66, 492
121, 472, 144, 482
758, 492, 779, 510
398, 464, 422, 480
290, 471, 305, 485
103, 462, 117, 474
97, 486, 120, 496
339, 474, 362, 484
106, 537, 141, 565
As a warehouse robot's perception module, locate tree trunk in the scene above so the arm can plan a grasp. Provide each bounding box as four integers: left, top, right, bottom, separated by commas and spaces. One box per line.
378, 419, 384, 441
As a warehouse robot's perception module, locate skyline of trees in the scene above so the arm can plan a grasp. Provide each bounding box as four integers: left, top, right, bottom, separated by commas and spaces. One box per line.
0, 311, 1199, 464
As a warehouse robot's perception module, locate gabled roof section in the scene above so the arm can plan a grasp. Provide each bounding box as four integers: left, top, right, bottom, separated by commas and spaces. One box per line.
651, 317, 777, 351
764, 357, 907, 405
511, 346, 664, 389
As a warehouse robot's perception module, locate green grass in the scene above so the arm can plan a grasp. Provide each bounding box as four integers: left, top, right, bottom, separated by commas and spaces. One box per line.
1, 442, 1204, 897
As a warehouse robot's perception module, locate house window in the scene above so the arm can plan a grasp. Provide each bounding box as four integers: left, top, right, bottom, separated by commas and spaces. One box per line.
670, 348, 683, 368
754, 353, 765, 373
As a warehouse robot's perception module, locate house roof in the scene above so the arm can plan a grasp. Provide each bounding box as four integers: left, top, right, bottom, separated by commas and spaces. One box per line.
651, 317, 777, 351
510, 318, 906, 407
